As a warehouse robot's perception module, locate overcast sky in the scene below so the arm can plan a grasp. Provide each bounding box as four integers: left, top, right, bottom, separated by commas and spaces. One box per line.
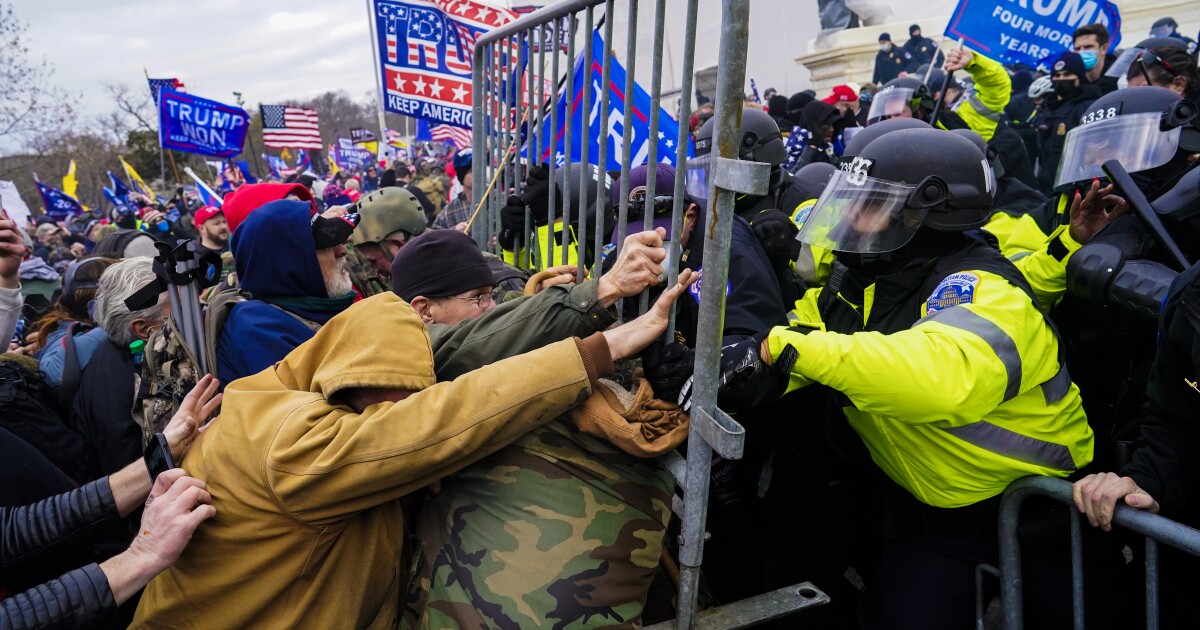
17, 0, 421, 120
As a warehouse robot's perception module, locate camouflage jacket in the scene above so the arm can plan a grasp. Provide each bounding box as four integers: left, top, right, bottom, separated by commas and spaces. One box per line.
402, 418, 673, 630
345, 244, 390, 297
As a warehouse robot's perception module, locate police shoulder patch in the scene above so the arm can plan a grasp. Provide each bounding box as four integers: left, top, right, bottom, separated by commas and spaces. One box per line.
689, 266, 732, 305
925, 272, 979, 315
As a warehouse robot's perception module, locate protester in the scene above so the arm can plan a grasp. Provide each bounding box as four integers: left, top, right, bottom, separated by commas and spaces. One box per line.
350, 187, 427, 279
30, 257, 118, 388
192, 205, 228, 257
432, 149, 473, 229
72, 256, 171, 479
0, 215, 23, 348
1073, 23, 1118, 94
133, 253, 695, 627
0, 376, 220, 628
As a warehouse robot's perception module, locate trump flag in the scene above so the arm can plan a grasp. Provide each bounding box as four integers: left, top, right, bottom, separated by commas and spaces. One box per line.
372, 0, 517, 129
159, 89, 249, 158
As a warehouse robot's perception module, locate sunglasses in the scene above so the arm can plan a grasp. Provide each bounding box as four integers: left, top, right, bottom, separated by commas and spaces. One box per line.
627, 192, 674, 217
1136, 50, 1178, 85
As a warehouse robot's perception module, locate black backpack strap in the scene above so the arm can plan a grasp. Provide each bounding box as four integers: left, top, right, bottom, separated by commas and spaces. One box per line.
57, 322, 91, 415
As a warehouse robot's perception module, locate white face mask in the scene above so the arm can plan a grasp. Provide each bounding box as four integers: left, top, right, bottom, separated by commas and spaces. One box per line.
880, 43, 891, 52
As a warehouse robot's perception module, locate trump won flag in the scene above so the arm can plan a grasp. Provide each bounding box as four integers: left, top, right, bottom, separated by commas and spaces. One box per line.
159, 90, 249, 158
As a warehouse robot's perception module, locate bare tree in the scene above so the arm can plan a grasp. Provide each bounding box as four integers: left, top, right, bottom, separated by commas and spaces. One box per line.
0, 3, 77, 150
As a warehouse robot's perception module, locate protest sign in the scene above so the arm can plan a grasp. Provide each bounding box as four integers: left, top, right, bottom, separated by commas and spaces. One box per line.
945, 0, 1121, 68
159, 89, 249, 158
0, 180, 34, 226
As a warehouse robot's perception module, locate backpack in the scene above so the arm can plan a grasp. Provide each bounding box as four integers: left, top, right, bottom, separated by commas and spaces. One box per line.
138, 319, 202, 448
0, 354, 94, 484
203, 288, 322, 378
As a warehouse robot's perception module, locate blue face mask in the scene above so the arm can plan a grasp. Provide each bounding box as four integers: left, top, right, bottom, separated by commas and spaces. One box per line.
1078, 50, 1099, 70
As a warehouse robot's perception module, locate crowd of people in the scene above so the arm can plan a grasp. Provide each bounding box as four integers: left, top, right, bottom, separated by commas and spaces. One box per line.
2, 11, 1200, 630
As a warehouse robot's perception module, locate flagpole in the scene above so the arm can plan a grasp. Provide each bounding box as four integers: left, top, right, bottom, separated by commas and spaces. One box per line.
239, 95, 267, 180
145, 68, 169, 187
364, 0, 390, 150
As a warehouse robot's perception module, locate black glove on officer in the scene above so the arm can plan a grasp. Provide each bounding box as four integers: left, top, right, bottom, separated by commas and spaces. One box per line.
750, 209, 802, 273
499, 165, 554, 250
678, 331, 798, 413
642, 341, 695, 402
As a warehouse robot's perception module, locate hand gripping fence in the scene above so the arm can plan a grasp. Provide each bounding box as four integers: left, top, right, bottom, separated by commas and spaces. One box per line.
991, 476, 1200, 630
473, 1, 828, 627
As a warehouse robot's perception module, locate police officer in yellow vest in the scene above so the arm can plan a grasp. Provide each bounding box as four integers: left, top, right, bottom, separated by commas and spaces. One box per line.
498, 162, 609, 271
679, 128, 1094, 628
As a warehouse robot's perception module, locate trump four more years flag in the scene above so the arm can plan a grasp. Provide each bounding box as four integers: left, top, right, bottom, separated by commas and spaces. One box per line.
158, 89, 248, 158
945, 0, 1121, 69
372, 0, 518, 129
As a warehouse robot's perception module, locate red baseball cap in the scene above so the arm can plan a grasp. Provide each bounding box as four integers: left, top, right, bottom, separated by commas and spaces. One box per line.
192, 205, 223, 230
822, 85, 858, 104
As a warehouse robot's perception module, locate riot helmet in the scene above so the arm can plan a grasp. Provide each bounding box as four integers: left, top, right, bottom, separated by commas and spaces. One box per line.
949, 128, 1005, 180
1054, 86, 1199, 191
688, 106, 787, 201
842, 117, 932, 160
792, 162, 838, 201
1106, 36, 1191, 79
867, 77, 931, 125
799, 128, 993, 254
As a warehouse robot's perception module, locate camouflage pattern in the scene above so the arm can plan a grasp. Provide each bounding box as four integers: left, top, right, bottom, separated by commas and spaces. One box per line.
412, 174, 447, 215
138, 319, 200, 448
402, 418, 674, 630
344, 243, 391, 296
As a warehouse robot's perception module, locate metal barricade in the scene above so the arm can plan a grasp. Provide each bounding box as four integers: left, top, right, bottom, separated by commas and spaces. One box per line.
997, 476, 1200, 630
472, 1, 827, 627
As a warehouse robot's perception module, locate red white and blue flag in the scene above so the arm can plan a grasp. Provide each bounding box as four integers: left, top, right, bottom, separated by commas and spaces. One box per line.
147, 77, 186, 103
372, 0, 518, 129
431, 123, 472, 148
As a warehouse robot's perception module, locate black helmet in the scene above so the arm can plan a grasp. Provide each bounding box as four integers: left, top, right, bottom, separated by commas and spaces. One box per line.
1055, 86, 1199, 190
1106, 37, 1193, 79
866, 77, 931, 125
843, 117, 931, 158
793, 162, 837, 201
693, 106, 787, 166
949, 128, 1005, 180
799, 128, 993, 253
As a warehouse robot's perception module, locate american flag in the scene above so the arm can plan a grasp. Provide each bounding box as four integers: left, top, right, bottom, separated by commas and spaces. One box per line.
431, 124, 471, 148
147, 77, 186, 103
260, 105, 323, 150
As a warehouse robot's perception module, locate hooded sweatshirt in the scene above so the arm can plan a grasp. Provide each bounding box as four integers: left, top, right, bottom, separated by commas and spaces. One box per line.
217, 199, 353, 383
133, 293, 611, 629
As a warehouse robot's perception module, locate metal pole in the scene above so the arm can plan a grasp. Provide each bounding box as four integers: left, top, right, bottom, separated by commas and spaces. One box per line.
1069, 510, 1085, 630
576, 7, 594, 280
676, 1, 752, 627
614, 0, 639, 265
666, 0, 699, 342
1146, 538, 1160, 630
472, 34, 487, 248
364, 0, 390, 145
560, 14, 577, 267
592, 0, 615, 280
638, 0, 667, 315
547, 18, 561, 266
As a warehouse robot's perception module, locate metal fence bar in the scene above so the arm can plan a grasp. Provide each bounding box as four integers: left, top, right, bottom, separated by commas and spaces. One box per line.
975, 563, 999, 630
998, 476, 1200, 630
531, 24, 547, 271
636, 0, 666, 315
575, 6, 594, 280
676, 0, 752, 627
591, 0, 614, 280
1069, 508, 1085, 630
547, 17, 561, 267
665, 0, 698, 342
613, 0, 639, 281
560, 14, 576, 267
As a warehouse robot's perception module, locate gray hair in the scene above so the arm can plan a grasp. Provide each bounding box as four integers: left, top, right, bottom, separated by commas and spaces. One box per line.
94, 256, 166, 347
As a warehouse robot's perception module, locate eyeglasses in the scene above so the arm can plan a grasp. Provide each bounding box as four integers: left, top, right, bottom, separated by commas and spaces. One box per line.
448, 292, 495, 309
1136, 50, 1178, 85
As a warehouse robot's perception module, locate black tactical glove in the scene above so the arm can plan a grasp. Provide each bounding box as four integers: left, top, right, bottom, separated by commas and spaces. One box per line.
678, 332, 799, 413
498, 195, 526, 251
642, 341, 695, 403
751, 209, 802, 272
523, 164, 553, 222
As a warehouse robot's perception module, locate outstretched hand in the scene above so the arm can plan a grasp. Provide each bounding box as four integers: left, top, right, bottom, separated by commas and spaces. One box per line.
602, 269, 696, 360
1069, 179, 1129, 245
598, 228, 668, 307
163, 374, 223, 462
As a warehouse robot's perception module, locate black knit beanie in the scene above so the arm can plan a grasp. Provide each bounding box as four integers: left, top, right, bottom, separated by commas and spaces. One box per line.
391, 229, 496, 301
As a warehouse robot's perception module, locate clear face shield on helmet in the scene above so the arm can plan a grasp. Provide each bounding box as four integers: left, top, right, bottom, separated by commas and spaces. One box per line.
1105, 47, 1146, 79
866, 87, 917, 124
797, 169, 931, 253
1054, 112, 1182, 188
683, 154, 713, 204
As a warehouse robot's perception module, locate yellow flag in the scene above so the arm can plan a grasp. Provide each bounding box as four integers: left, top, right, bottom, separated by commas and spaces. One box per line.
281, 148, 292, 162
361, 141, 379, 156
62, 160, 79, 199
119, 156, 157, 203
326, 153, 340, 175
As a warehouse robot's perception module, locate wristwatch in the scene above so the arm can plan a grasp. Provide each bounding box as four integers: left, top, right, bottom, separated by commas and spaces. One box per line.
143, 432, 176, 482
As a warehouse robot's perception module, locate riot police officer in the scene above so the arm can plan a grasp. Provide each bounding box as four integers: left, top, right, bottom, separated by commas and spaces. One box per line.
499, 162, 609, 270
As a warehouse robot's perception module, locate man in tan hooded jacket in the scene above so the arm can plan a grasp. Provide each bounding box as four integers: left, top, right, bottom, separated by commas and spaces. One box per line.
131, 269, 693, 628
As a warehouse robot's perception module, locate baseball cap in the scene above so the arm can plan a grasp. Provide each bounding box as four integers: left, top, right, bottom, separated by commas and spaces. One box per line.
192, 205, 223, 230
822, 85, 859, 104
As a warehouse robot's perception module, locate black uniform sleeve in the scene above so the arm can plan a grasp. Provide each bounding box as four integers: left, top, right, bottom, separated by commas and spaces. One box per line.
720, 220, 789, 343
0, 564, 117, 630
1121, 269, 1200, 514
0, 477, 118, 569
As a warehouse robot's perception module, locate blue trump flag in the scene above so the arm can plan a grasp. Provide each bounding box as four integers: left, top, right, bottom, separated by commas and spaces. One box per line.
945, 0, 1121, 68
159, 89, 249, 158
34, 181, 84, 220
108, 172, 132, 204
536, 30, 689, 170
